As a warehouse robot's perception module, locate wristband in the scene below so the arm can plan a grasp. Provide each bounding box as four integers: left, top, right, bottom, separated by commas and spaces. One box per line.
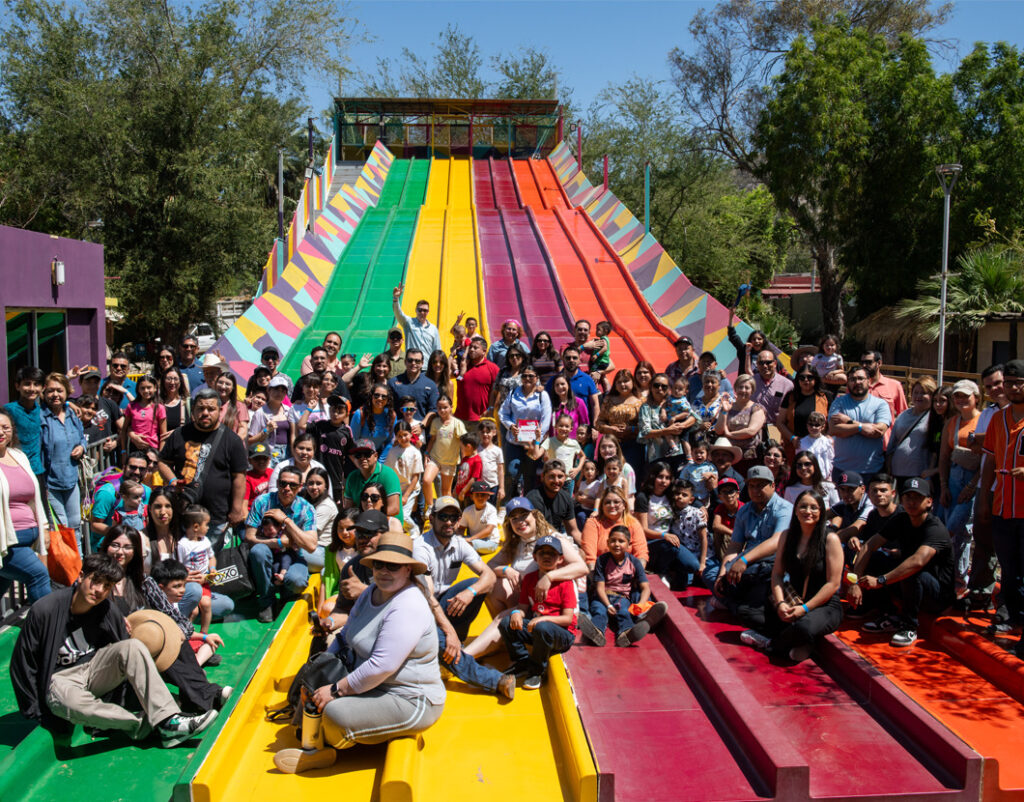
276, 537, 282, 549
469, 587, 478, 597
739, 555, 748, 566
200, 633, 207, 641
801, 603, 809, 614
857, 423, 862, 434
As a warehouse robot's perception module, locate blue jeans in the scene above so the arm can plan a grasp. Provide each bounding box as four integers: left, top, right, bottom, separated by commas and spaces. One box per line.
178, 582, 235, 619
437, 578, 488, 641
47, 484, 82, 554
436, 627, 506, 692
589, 593, 636, 636
248, 543, 309, 608
992, 516, 1024, 626
944, 464, 977, 541
499, 617, 574, 675
305, 545, 326, 572
0, 527, 51, 602
648, 538, 700, 587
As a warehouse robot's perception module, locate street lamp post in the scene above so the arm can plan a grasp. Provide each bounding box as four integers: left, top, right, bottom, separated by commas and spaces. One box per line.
935, 163, 962, 386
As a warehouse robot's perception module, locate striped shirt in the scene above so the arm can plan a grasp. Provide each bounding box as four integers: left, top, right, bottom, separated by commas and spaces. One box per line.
982, 406, 1024, 519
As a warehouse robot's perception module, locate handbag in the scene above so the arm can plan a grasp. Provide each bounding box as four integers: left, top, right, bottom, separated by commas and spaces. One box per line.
206, 534, 252, 598
266, 650, 350, 724
46, 503, 83, 586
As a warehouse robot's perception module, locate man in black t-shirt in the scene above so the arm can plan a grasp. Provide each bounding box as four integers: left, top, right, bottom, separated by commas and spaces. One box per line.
308, 395, 354, 504
860, 473, 903, 541
850, 477, 955, 648
157, 389, 248, 545
525, 460, 581, 545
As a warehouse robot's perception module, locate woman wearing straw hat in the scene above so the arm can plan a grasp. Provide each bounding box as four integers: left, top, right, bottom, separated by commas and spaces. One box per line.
273, 531, 445, 774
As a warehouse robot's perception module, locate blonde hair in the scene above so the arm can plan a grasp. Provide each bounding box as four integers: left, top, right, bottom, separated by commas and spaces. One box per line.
496, 509, 555, 564
597, 485, 637, 527
44, 372, 72, 397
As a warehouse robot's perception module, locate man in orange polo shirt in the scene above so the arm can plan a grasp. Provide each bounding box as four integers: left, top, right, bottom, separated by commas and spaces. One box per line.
979, 359, 1024, 657
860, 351, 908, 443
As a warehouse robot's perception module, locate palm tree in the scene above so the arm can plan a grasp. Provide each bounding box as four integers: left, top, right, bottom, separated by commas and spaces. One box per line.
852, 246, 1024, 367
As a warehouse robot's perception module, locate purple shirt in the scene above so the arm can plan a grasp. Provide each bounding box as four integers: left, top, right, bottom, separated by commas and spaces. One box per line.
753, 373, 794, 424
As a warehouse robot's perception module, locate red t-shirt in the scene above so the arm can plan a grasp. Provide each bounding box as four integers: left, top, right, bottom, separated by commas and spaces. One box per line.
454, 454, 483, 497
455, 359, 499, 421
519, 569, 578, 635
244, 467, 273, 510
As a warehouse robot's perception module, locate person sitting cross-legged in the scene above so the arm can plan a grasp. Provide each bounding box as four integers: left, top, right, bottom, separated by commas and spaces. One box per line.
9, 554, 218, 747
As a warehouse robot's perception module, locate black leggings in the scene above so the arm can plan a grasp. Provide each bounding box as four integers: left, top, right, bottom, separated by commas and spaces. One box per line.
762, 596, 843, 655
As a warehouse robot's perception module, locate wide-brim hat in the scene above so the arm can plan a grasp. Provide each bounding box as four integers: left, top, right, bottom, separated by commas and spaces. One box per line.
709, 437, 743, 463
127, 610, 183, 671
791, 344, 818, 365
359, 531, 428, 575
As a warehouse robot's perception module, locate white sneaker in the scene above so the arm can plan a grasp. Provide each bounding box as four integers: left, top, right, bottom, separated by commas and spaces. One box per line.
739, 629, 772, 652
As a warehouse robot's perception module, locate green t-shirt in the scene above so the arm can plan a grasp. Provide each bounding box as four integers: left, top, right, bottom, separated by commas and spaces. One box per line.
343, 461, 404, 523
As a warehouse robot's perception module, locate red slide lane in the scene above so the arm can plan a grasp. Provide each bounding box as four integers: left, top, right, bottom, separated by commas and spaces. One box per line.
490, 159, 522, 209
472, 159, 495, 209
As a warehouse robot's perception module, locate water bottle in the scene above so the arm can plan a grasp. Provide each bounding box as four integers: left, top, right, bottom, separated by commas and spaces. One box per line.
301, 699, 324, 751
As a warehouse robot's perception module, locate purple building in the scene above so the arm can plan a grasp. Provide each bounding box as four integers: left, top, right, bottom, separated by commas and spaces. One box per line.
1, 225, 106, 404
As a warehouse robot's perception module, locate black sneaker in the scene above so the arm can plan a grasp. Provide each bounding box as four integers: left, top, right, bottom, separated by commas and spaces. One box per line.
257, 606, 274, 624
503, 660, 533, 679
863, 614, 902, 633
158, 710, 218, 747
522, 674, 543, 690
639, 601, 668, 630
890, 629, 918, 648
204, 652, 222, 667
616, 620, 651, 647
577, 613, 606, 647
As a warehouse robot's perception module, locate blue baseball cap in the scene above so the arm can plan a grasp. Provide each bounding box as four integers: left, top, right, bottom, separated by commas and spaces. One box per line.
533, 535, 563, 555
504, 497, 534, 515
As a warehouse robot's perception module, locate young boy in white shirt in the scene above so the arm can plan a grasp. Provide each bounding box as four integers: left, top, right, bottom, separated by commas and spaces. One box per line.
459, 481, 500, 553
799, 411, 834, 478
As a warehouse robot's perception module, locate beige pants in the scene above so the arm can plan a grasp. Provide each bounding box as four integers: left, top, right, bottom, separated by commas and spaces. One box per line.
47, 639, 180, 739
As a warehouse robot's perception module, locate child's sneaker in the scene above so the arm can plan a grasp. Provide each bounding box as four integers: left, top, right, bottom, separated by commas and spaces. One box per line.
739, 629, 772, 652
577, 613, 606, 647
890, 629, 918, 648
639, 601, 668, 629
522, 674, 543, 690
615, 620, 651, 647
158, 710, 218, 747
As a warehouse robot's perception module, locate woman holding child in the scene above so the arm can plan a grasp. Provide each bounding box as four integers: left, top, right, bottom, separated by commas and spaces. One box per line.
739, 490, 843, 662
637, 374, 688, 469
274, 532, 445, 774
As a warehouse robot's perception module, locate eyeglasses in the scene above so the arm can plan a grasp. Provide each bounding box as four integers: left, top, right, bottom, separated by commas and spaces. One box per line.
107, 543, 134, 552
372, 560, 402, 572
158, 354, 173, 361
860, 359, 876, 365
278, 480, 301, 489
436, 511, 460, 523
111, 362, 129, 369
181, 344, 197, 350
795, 462, 814, 468
406, 358, 423, 363
521, 373, 537, 380
360, 492, 382, 502
1004, 378, 1024, 389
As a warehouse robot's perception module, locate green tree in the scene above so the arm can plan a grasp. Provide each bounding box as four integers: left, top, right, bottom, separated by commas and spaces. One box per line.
0, 0, 353, 342
753, 21, 950, 338
360, 24, 486, 98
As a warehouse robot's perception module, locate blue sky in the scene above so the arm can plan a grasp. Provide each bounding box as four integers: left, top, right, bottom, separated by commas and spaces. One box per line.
304, 0, 1024, 119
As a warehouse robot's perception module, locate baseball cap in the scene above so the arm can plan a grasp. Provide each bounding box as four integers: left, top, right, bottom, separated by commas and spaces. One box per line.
268, 375, 289, 389
261, 346, 280, 360
248, 442, 271, 458
835, 470, 864, 488
80, 368, 102, 381
534, 535, 563, 555
432, 496, 461, 514
1004, 359, 1024, 378
952, 379, 980, 398
717, 477, 740, 491
746, 465, 775, 483
388, 327, 403, 340
673, 335, 693, 348
469, 480, 491, 495
351, 438, 377, 454
326, 394, 350, 410
354, 509, 389, 533
901, 477, 930, 496
504, 496, 535, 515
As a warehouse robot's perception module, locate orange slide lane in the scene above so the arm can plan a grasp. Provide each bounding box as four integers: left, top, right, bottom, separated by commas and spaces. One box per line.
530, 159, 571, 210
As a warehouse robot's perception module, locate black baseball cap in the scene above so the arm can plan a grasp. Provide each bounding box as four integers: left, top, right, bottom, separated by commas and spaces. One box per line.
673, 335, 693, 348
1004, 359, 1024, 378
248, 442, 271, 459
902, 477, 930, 496
469, 481, 491, 495
352, 438, 377, 454
261, 346, 280, 360
835, 470, 864, 488
354, 509, 389, 534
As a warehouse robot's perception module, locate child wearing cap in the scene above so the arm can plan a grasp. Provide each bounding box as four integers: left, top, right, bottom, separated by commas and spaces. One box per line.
499, 534, 578, 690
245, 443, 274, 512
453, 431, 483, 501
308, 395, 354, 505
458, 481, 499, 553
710, 478, 744, 587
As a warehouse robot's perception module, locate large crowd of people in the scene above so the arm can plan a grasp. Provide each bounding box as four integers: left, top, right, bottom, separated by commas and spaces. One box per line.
2, 296, 1023, 768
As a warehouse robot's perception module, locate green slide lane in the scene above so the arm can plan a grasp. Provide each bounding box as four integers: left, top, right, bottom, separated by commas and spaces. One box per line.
278, 158, 428, 376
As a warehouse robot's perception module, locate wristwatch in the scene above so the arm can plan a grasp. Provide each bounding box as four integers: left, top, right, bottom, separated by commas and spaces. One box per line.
331, 682, 343, 699
878, 574, 887, 586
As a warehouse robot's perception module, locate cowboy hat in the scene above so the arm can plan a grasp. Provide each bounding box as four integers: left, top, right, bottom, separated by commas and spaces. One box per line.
709, 437, 743, 463
359, 531, 428, 575
126, 610, 183, 671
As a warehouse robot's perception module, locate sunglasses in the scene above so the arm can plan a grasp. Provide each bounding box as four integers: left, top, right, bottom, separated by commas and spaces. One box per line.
111, 363, 129, 369
798, 375, 815, 382
416, 307, 429, 314
372, 393, 389, 400
373, 560, 403, 572
652, 383, 669, 390
436, 511, 460, 523
361, 492, 382, 502
536, 339, 551, 344
406, 358, 423, 363
757, 360, 774, 366
401, 406, 416, 412
278, 480, 301, 489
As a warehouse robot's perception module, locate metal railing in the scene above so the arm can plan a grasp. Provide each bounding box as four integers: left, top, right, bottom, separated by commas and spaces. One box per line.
1, 435, 119, 619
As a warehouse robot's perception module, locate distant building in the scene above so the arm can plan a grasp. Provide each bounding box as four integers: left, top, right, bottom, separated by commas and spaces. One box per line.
1, 226, 106, 404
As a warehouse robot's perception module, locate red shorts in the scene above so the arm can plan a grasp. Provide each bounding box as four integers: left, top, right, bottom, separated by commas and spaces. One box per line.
201, 584, 212, 599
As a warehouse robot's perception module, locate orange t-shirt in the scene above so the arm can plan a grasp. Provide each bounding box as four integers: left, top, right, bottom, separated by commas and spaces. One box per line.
982, 407, 1024, 519
581, 515, 648, 564
945, 413, 980, 450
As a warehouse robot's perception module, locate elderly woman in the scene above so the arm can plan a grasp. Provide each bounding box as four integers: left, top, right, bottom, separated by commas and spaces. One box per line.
40, 372, 88, 545
693, 370, 731, 440
714, 374, 766, 475
739, 490, 843, 662
595, 369, 645, 471
0, 409, 50, 602
273, 531, 445, 774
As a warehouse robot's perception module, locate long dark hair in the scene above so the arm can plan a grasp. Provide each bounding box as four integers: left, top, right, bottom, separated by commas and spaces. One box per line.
529, 331, 555, 360
783, 490, 828, 581
300, 466, 332, 507
640, 460, 673, 496
426, 349, 451, 391
329, 508, 356, 553
217, 371, 241, 430
786, 449, 828, 496
546, 372, 578, 411
355, 382, 395, 440
793, 365, 822, 396
144, 487, 179, 544
100, 524, 146, 610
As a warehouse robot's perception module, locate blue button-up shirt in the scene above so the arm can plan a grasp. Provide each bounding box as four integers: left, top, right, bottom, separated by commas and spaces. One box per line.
499, 386, 552, 440
40, 405, 88, 491
730, 491, 793, 568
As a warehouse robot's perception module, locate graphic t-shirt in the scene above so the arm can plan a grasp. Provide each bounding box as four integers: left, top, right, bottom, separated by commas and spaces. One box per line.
519, 570, 578, 634
159, 423, 248, 526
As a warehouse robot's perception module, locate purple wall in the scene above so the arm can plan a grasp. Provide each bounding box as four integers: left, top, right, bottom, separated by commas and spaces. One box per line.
1, 225, 106, 404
